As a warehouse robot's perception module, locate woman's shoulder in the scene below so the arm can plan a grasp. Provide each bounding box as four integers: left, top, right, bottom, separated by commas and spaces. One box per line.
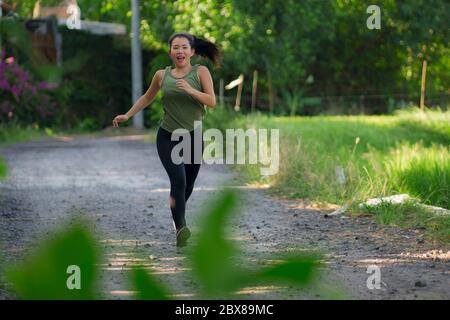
195, 63, 208, 71
195, 64, 211, 77
157, 68, 168, 88
155, 67, 168, 77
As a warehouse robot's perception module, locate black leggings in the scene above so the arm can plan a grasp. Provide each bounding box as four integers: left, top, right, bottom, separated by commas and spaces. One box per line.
156, 126, 204, 230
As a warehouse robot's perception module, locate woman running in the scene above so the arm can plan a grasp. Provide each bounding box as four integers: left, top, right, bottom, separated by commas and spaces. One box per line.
112, 32, 220, 247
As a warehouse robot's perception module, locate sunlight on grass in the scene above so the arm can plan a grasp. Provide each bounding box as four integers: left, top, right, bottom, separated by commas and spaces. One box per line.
0, 121, 52, 145
213, 108, 449, 209
384, 143, 449, 208
202, 107, 450, 245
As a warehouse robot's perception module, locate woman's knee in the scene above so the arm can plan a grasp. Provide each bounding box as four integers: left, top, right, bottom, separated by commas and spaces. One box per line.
171, 177, 187, 193
169, 195, 176, 208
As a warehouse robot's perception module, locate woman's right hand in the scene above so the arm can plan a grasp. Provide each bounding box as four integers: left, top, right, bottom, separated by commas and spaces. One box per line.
112, 114, 129, 127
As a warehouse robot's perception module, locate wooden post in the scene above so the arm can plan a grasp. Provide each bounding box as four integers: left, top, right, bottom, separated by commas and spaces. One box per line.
219, 78, 224, 107
268, 69, 274, 115
251, 70, 258, 113
225, 74, 244, 111
235, 74, 244, 112
420, 60, 427, 111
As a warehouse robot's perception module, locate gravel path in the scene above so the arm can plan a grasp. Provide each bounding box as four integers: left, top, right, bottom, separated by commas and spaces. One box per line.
0, 132, 448, 299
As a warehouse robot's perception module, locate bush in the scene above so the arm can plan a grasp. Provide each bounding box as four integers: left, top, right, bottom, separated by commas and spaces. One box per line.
59, 27, 158, 129
0, 50, 59, 126
202, 102, 238, 132
144, 93, 164, 129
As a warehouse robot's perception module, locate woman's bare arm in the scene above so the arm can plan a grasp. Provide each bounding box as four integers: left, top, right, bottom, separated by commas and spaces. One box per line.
125, 69, 164, 119
186, 65, 216, 108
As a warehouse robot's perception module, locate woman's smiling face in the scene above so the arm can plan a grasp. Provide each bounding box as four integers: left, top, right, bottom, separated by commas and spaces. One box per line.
169, 36, 195, 67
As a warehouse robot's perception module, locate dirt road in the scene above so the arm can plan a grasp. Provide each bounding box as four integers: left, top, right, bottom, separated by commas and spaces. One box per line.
0, 132, 448, 299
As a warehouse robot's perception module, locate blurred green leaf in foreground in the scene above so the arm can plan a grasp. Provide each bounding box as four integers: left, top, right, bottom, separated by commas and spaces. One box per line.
132, 189, 321, 299
5, 218, 101, 299
3, 189, 321, 299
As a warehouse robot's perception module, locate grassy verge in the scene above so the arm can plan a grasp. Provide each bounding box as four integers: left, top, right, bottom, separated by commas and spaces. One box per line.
0, 122, 52, 146
360, 200, 450, 245
0, 121, 53, 180
0, 157, 6, 179
0, 121, 91, 180
0, 119, 147, 146
203, 106, 450, 244
0, 120, 157, 180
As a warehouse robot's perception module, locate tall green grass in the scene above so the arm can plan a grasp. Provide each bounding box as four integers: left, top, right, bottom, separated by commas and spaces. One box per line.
203, 106, 450, 243
204, 106, 450, 209
384, 143, 449, 208
0, 120, 56, 145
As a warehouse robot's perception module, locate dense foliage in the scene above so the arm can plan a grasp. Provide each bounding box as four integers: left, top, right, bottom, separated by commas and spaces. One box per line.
0, 50, 60, 126
7, 0, 450, 124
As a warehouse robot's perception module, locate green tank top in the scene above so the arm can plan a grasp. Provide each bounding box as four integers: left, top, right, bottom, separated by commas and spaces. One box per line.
159, 63, 206, 132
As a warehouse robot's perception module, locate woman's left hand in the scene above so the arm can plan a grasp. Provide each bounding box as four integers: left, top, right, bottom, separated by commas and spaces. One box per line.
176, 79, 195, 95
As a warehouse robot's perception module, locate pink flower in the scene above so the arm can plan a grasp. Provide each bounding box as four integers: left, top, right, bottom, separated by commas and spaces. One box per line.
5, 57, 14, 64
10, 85, 18, 95
37, 82, 49, 89
0, 79, 10, 90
